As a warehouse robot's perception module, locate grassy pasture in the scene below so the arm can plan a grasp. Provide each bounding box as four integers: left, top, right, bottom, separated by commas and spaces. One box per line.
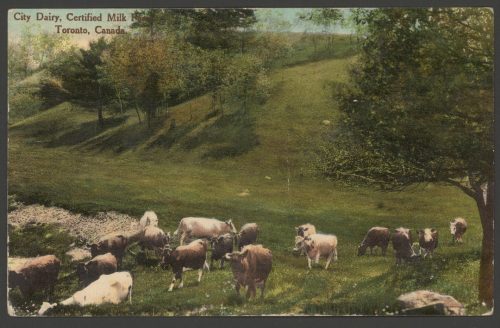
7, 44, 486, 315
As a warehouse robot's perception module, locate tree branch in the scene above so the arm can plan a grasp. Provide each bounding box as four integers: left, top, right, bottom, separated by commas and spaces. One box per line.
446, 178, 477, 198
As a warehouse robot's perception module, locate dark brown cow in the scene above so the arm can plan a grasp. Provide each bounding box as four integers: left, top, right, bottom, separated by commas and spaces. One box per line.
161, 239, 209, 292
392, 228, 418, 264
76, 252, 117, 286
9, 255, 60, 299
237, 223, 259, 250
90, 234, 128, 267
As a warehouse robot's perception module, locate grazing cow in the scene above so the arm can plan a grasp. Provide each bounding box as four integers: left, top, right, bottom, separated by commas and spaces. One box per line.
237, 223, 259, 250
8, 255, 60, 299
161, 239, 210, 292
225, 244, 272, 299
295, 223, 316, 237
174, 217, 237, 245
89, 234, 128, 267
139, 211, 159, 229
38, 272, 133, 315
418, 228, 439, 258
392, 228, 418, 264
210, 233, 234, 269
138, 226, 170, 258
76, 253, 117, 286
358, 227, 390, 256
450, 218, 467, 243
293, 234, 338, 270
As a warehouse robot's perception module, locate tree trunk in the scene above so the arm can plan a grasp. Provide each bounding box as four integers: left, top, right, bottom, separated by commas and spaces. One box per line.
475, 180, 494, 307
97, 85, 104, 128
134, 100, 142, 123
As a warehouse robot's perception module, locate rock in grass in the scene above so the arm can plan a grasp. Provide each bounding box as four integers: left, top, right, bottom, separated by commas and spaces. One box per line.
397, 290, 465, 315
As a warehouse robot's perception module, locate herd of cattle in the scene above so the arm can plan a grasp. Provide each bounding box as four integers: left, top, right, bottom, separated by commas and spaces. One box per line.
7, 212, 468, 315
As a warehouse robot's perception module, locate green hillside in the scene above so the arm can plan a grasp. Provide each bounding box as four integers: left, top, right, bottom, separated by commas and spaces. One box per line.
8, 54, 486, 315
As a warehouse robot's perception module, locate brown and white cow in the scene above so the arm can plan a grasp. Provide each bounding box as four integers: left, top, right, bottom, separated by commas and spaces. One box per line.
450, 218, 467, 243
417, 228, 438, 258
89, 234, 128, 267
160, 239, 210, 292
295, 223, 316, 238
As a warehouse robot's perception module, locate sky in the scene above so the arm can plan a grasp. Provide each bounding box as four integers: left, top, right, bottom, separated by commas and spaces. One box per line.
8, 8, 354, 48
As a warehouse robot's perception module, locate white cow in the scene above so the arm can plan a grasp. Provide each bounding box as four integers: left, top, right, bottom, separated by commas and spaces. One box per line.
293, 234, 338, 270
38, 272, 133, 315
140, 211, 159, 229
174, 217, 237, 245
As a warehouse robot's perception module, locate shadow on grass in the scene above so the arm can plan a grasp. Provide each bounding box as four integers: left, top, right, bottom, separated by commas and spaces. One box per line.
181, 108, 259, 159
47, 116, 127, 148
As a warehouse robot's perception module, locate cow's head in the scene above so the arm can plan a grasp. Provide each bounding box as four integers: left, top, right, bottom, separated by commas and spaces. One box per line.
449, 221, 457, 235
225, 248, 249, 262
76, 262, 88, 282
295, 226, 307, 237
225, 219, 238, 234
160, 245, 173, 270
210, 235, 225, 249
357, 244, 367, 256
293, 236, 313, 254
8, 270, 21, 288
88, 243, 99, 257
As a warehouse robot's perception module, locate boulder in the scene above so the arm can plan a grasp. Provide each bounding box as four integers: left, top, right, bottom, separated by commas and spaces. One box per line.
397, 290, 465, 315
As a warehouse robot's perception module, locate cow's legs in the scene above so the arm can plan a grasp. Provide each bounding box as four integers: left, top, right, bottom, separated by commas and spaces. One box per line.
220, 258, 224, 269
259, 280, 266, 299
307, 257, 312, 269
235, 281, 241, 296
168, 275, 176, 292
325, 252, 334, 270
370, 247, 373, 255
246, 283, 256, 299
198, 269, 203, 282
128, 285, 132, 304
180, 233, 187, 246
204, 260, 210, 272
178, 278, 184, 288
382, 245, 387, 256
315, 253, 320, 265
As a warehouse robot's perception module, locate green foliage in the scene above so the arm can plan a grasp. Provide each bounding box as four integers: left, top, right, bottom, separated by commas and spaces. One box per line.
319, 8, 493, 190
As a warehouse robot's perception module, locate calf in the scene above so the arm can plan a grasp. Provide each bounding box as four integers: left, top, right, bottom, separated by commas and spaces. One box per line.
76, 253, 117, 286
38, 272, 133, 315
392, 228, 418, 264
417, 228, 439, 258
237, 223, 259, 250
210, 233, 234, 269
450, 218, 467, 243
293, 234, 338, 270
139, 211, 159, 229
358, 227, 390, 256
8, 255, 60, 299
225, 244, 272, 299
161, 239, 209, 292
174, 217, 237, 245
90, 234, 128, 267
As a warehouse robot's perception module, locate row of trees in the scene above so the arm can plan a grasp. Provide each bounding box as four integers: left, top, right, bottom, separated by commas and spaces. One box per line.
38, 9, 298, 128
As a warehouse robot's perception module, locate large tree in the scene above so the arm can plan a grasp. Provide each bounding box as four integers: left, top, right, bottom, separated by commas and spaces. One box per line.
318, 8, 493, 306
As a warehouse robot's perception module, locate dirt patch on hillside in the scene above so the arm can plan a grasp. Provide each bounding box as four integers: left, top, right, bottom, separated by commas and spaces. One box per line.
8, 203, 141, 243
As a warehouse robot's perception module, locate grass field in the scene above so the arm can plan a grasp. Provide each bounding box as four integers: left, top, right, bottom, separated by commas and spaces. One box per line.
7, 39, 487, 315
